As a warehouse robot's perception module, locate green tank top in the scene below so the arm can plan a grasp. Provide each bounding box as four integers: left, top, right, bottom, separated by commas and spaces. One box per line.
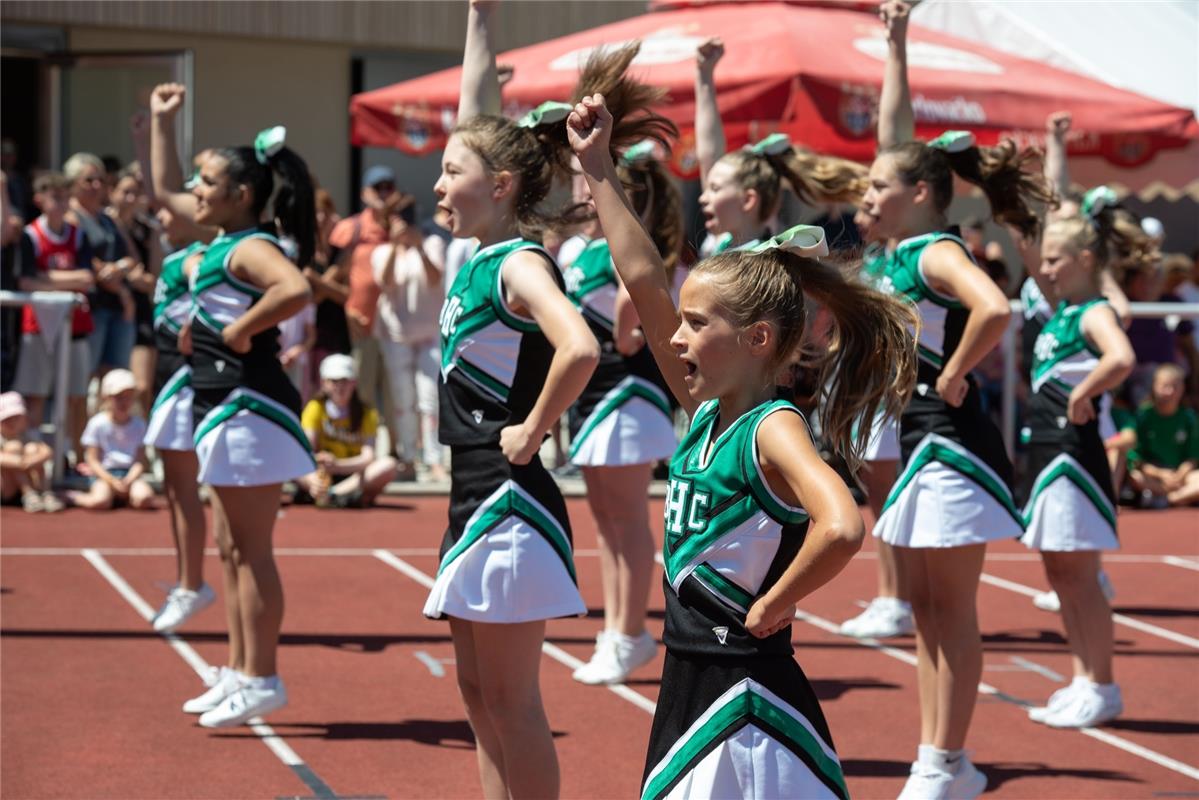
563, 237, 617, 331
153, 241, 204, 334
190, 228, 281, 333
1031, 297, 1109, 398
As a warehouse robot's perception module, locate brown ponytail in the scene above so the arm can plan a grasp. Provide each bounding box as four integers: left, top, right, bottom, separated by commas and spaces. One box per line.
454, 42, 677, 243
617, 157, 683, 282
718, 146, 868, 224
1046, 206, 1159, 283
885, 139, 1055, 242
693, 250, 918, 470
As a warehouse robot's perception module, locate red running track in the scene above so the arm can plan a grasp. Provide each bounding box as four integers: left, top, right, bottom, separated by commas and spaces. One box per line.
2, 498, 1196, 799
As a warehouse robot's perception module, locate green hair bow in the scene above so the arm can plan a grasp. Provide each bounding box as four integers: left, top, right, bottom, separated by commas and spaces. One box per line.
621, 140, 658, 166
516, 101, 573, 129
750, 223, 829, 258
927, 130, 975, 153
254, 126, 287, 165
748, 132, 792, 157
1082, 186, 1118, 220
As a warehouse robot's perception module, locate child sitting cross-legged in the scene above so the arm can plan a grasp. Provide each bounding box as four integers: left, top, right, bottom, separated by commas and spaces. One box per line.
68, 369, 156, 510
0, 391, 63, 513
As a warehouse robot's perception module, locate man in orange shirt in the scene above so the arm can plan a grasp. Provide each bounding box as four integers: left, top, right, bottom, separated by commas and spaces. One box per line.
328, 165, 399, 455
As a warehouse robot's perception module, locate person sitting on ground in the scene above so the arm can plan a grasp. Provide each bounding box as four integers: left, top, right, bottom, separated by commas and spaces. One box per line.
68, 368, 155, 509
295, 354, 398, 508
0, 391, 62, 512
1128, 363, 1199, 508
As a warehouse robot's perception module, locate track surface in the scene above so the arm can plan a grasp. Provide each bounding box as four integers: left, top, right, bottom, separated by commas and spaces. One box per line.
2, 497, 1196, 799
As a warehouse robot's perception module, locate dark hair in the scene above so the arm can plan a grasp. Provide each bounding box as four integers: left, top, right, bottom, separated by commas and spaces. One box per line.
618, 158, 683, 281
313, 387, 367, 433
883, 139, 1055, 241
454, 42, 677, 242
719, 147, 868, 224
33, 172, 71, 194
693, 250, 918, 470
211, 145, 317, 267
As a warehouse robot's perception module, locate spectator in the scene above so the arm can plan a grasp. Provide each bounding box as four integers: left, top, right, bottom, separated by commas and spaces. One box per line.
0, 391, 62, 513
64, 152, 137, 376
1162, 252, 1199, 402
1124, 257, 1192, 405
1128, 364, 1199, 507
1, 138, 32, 222
109, 164, 162, 412
66, 368, 155, 510
14, 172, 95, 459
327, 166, 398, 445
372, 202, 447, 481
303, 188, 350, 392
295, 354, 398, 508
278, 301, 316, 402
1, 171, 25, 390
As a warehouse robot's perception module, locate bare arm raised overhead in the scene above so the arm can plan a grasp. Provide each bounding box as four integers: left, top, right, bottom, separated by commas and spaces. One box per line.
149, 83, 200, 219
568, 94, 694, 417
1044, 111, 1072, 204
877, 0, 914, 150
457, 0, 502, 123
694, 38, 726, 187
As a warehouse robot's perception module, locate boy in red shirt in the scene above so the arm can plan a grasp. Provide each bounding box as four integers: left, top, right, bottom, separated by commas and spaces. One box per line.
14, 172, 95, 457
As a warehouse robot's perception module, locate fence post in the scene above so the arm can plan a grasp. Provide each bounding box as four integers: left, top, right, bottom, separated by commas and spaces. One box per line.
52, 313, 72, 485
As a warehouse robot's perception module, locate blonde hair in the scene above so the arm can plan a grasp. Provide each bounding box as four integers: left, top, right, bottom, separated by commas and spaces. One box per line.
718, 148, 868, 223
1044, 208, 1158, 283
454, 42, 676, 242
63, 152, 105, 182
692, 250, 918, 470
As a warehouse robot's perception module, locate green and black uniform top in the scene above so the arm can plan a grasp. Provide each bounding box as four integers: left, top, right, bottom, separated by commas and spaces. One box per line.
563, 238, 670, 413
188, 227, 294, 402
153, 240, 204, 381
1028, 297, 1113, 446
1020, 277, 1054, 384
661, 398, 810, 658
438, 238, 561, 447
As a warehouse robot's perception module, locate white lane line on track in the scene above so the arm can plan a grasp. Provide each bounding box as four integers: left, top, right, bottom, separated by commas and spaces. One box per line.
978, 573, 1199, 650
371, 549, 659, 716
79, 549, 331, 791
654, 552, 1199, 782
414, 651, 447, 677
1164, 556, 1199, 572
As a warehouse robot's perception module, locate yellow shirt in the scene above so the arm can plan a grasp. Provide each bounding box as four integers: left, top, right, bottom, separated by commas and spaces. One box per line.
301, 399, 378, 460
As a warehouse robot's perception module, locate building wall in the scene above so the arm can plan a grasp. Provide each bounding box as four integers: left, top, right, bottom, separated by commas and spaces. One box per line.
67, 26, 353, 210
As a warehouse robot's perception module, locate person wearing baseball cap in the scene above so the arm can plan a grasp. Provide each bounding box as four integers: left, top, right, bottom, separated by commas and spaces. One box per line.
293, 354, 398, 508
0, 391, 61, 513
66, 368, 155, 511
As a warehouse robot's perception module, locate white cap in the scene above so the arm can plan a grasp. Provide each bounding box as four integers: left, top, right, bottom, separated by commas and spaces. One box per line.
0, 391, 26, 422
1141, 217, 1165, 240
100, 368, 137, 397
319, 354, 357, 381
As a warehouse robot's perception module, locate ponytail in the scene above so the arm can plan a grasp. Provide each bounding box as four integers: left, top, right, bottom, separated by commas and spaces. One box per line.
693, 241, 917, 471
455, 41, 677, 243
720, 136, 868, 223
1046, 186, 1159, 281
618, 154, 683, 281
885, 133, 1055, 242
213, 133, 317, 267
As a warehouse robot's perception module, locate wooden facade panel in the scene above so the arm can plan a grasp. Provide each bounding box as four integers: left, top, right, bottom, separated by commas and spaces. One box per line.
1, 1, 645, 51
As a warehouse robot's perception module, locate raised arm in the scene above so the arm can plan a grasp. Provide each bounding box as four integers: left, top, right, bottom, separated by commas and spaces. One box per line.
1044, 112, 1072, 202
877, 0, 914, 150
568, 94, 695, 416
149, 83, 199, 219
458, 0, 502, 123
694, 38, 726, 187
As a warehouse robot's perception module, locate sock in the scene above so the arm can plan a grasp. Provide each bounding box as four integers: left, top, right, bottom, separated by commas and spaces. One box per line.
929, 748, 965, 774
613, 633, 638, 651
1071, 675, 1090, 688
244, 674, 278, 690
917, 744, 937, 766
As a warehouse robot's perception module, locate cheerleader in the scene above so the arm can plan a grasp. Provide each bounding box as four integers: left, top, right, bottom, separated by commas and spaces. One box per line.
148, 82, 316, 728
570, 92, 917, 800
1022, 191, 1148, 729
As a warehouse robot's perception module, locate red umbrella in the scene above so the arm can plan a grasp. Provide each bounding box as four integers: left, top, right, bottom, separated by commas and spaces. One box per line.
350, 0, 1198, 180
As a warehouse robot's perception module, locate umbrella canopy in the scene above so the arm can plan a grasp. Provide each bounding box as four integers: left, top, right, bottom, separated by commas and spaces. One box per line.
350, 0, 1197, 180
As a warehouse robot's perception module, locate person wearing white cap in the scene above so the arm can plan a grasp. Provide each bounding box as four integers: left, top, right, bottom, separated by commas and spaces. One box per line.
66, 368, 155, 510
0, 390, 61, 513
294, 354, 398, 507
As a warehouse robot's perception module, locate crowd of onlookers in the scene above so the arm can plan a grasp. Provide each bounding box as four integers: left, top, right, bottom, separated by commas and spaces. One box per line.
1, 134, 1197, 513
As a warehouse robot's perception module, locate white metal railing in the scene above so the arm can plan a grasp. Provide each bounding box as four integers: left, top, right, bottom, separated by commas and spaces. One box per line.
1000, 300, 1199, 454
0, 290, 84, 484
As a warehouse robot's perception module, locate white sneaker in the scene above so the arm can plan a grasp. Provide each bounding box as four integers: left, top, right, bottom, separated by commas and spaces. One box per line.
1028, 680, 1085, 723
1043, 683, 1122, 728
198, 676, 288, 728
897, 755, 986, 800
153, 584, 216, 633
1034, 571, 1115, 614
572, 630, 616, 682
840, 597, 914, 639
183, 666, 243, 714
575, 631, 657, 685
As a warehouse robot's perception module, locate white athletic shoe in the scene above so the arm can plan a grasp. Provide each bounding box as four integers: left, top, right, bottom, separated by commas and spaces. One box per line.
1028, 680, 1085, 723
572, 630, 616, 682
183, 666, 243, 714
1042, 683, 1122, 729
897, 755, 986, 800
153, 584, 216, 633
1032, 570, 1116, 613
574, 631, 658, 685
198, 676, 288, 728
839, 597, 914, 639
